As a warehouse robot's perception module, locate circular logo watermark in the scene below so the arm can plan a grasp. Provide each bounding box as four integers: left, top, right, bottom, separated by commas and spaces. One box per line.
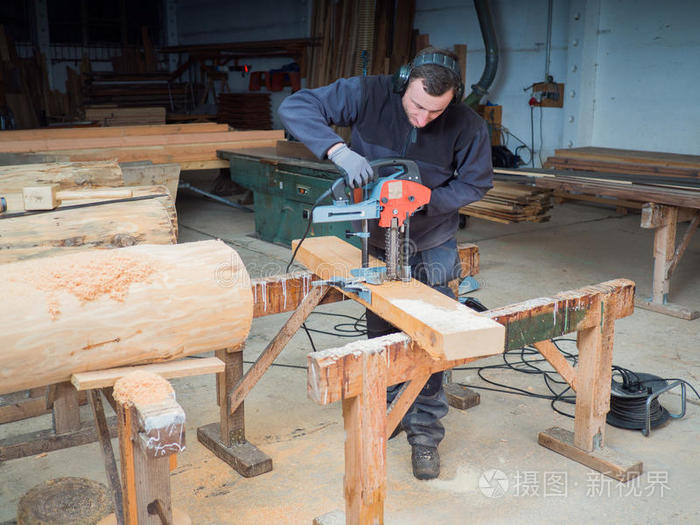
479, 469, 509, 498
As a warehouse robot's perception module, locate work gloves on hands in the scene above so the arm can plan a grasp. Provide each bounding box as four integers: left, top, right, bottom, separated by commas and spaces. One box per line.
328, 144, 374, 189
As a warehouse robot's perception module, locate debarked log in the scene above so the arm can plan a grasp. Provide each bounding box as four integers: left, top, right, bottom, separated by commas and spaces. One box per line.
0, 240, 253, 394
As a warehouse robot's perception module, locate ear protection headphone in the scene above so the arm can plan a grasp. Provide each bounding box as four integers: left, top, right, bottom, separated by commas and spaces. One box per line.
393, 52, 464, 104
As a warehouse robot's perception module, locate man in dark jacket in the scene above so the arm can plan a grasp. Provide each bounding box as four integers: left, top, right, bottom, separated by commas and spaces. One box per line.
278, 47, 493, 480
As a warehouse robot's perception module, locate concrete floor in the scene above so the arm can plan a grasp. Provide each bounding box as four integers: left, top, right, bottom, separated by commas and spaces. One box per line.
1, 171, 699, 524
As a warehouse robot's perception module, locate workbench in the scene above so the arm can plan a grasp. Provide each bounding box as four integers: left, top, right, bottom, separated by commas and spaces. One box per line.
218, 149, 360, 247
495, 166, 700, 320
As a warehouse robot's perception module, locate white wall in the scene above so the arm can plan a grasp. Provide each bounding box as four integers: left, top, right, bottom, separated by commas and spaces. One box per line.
415, 0, 700, 161
590, 0, 700, 153
415, 0, 570, 166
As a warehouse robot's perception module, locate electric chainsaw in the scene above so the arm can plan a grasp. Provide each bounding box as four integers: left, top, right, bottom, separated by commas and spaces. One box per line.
312, 158, 431, 290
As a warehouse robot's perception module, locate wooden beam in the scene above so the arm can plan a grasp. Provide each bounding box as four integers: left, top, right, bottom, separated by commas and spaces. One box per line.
250, 243, 479, 318
385, 371, 431, 440
666, 211, 699, 279
251, 271, 343, 318
533, 340, 577, 392
0, 190, 178, 264
486, 279, 635, 351
22, 138, 284, 166
308, 279, 635, 404
535, 176, 700, 210
0, 122, 228, 141
539, 427, 642, 482
0, 161, 123, 192
640, 203, 697, 228
573, 296, 615, 452
89, 389, 125, 525
0, 130, 282, 153
114, 373, 185, 524
71, 357, 225, 390
342, 349, 386, 524
230, 285, 329, 414
292, 236, 505, 360
651, 206, 677, 304
197, 348, 272, 478
309, 334, 483, 405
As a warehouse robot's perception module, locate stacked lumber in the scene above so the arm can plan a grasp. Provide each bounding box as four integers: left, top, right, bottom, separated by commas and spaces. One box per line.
0, 26, 82, 126
83, 72, 190, 110
493, 167, 700, 211
0, 123, 283, 169
217, 93, 272, 129
85, 106, 166, 126
306, 0, 416, 88
544, 147, 700, 180
460, 181, 553, 223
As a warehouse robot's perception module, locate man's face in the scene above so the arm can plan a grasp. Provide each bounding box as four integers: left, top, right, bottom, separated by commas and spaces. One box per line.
401, 78, 454, 128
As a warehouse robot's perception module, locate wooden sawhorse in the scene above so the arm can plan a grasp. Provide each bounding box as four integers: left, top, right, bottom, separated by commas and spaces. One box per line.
636, 203, 699, 320
71, 359, 225, 524
308, 279, 639, 524
196, 243, 481, 478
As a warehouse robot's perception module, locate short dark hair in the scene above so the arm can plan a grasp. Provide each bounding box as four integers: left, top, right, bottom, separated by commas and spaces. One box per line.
409, 47, 462, 97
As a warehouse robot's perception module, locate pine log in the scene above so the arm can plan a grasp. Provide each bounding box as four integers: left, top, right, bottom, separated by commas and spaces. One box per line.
0, 186, 178, 264
0, 240, 253, 394
0, 161, 123, 192
121, 162, 180, 199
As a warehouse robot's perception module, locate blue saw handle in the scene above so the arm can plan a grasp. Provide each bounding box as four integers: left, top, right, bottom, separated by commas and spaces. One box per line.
330, 158, 421, 201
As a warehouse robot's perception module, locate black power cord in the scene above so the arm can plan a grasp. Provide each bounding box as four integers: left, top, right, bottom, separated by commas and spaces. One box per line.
453, 339, 699, 425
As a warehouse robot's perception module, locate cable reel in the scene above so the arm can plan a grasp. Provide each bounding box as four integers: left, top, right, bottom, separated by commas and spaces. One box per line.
607, 371, 687, 437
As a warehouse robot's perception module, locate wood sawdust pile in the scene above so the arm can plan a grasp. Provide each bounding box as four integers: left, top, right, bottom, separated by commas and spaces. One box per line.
113, 370, 174, 408
14, 250, 158, 320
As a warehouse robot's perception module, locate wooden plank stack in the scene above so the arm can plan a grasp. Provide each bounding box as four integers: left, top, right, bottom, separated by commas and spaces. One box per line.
85, 106, 166, 126
306, 0, 416, 88
544, 147, 700, 180
217, 93, 272, 130
460, 181, 553, 223
0, 123, 284, 170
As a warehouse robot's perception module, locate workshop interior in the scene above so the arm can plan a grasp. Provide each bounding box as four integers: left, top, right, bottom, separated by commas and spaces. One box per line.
0, 1, 698, 524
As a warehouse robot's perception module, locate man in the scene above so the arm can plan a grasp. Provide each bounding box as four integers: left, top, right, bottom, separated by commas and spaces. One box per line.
278, 47, 493, 479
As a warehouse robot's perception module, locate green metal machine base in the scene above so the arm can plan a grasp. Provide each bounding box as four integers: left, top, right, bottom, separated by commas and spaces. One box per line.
219, 150, 360, 247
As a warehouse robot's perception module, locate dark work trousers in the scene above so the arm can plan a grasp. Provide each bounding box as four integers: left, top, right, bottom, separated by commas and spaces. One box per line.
366, 237, 461, 448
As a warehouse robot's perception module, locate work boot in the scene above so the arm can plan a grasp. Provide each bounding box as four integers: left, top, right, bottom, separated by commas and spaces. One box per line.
411, 445, 440, 480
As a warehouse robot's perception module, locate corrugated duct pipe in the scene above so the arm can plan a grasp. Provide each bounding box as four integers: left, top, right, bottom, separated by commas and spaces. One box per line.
464, 0, 499, 107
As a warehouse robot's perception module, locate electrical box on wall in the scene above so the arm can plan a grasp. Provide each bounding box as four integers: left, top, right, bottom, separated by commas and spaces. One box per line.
533, 82, 564, 108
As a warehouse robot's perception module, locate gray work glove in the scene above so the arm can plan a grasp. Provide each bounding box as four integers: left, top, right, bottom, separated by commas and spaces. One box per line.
328, 144, 374, 189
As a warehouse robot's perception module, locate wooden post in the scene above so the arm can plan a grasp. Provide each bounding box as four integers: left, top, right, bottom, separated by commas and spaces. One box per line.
218, 349, 246, 446
197, 348, 272, 478
651, 206, 677, 304
342, 350, 386, 524
52, 382, 80, 435
114, 373, 186, 525
636, 204, 699, 320
573, 298, 615, 451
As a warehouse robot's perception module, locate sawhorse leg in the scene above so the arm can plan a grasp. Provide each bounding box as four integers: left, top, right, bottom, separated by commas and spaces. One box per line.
636, 204, 699, 320
538, 297, 643, 481
197, 349, 272, 478
198, 284, 330, 477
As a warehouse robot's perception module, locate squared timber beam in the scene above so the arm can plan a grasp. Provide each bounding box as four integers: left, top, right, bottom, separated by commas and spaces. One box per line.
292, 236, 504, 360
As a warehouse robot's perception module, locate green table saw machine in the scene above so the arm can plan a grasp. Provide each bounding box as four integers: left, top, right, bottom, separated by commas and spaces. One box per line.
218, 150, 360, 247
